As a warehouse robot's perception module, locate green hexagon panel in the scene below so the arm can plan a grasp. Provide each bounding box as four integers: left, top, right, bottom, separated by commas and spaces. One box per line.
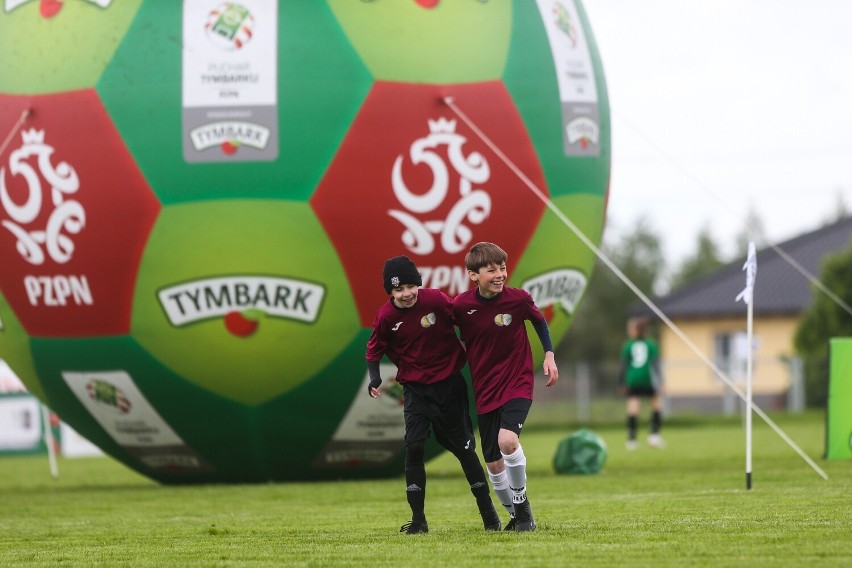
328, 0, 511, 83
96, 0, 372, 204
131, 200, 361, 405
0, 0, 142, 94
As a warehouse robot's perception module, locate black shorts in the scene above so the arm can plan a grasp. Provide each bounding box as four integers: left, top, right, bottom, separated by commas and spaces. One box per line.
626, 386, 657, 397
402, 372, 476, 455
477, 398, 533, 463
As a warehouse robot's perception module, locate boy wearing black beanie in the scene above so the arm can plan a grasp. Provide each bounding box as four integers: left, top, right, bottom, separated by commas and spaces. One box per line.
366, 255, 500, 534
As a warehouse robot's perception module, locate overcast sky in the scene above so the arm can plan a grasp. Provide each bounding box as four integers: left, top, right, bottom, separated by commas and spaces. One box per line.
580, 0, 852, 268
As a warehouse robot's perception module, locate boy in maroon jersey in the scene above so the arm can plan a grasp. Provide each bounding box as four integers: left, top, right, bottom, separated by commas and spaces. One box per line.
366, 255, 501, 535
453, 242, 558, 532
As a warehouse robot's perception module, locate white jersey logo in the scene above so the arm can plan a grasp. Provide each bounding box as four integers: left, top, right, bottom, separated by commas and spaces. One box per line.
391, 321, 403, 331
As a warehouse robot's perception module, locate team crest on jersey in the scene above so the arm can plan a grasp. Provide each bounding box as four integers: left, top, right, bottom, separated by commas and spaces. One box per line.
420, 312, 436, 328
494, 314, 512, 326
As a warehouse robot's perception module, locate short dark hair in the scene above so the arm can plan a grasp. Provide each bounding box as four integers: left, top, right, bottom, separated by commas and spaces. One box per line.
464, 242, 507, 272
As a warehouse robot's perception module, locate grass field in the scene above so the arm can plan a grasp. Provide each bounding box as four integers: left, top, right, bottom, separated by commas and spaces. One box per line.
0, 409, 849, 567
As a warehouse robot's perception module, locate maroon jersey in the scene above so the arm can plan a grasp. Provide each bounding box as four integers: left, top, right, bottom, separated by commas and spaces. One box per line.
366, 288, 466, 385
453, 286, 546, 414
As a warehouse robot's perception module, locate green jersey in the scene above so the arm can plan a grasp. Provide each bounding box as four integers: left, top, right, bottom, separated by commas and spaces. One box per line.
621, 338, 660, 389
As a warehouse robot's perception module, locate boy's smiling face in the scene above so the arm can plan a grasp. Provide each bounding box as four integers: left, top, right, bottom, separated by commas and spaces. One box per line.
391, 284, 419, 308
470, 262, 507, 299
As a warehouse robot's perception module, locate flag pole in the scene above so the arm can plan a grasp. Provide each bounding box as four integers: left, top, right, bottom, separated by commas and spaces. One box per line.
737, 242, 757, 490
746, 289, 754, 490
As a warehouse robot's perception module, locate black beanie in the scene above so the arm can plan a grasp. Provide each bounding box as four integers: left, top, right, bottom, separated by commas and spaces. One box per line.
382, 255, 422, 293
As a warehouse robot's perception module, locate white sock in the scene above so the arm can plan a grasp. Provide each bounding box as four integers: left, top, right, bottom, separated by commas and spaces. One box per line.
502, 446, 527, 504
488, 470, 515, 516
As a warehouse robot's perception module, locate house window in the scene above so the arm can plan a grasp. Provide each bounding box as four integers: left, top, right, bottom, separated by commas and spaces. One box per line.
713, 331, 753, 382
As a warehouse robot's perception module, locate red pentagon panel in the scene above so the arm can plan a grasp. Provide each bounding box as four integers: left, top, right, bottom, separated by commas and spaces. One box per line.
0, 91, 161, 337
310, 81, 546, 326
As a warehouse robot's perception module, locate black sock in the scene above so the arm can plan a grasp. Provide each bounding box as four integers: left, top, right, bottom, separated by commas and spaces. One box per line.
651, 411, 661, 434
405, 442, 427, 521
455, 450, 492, 512
405, 464, 426, 521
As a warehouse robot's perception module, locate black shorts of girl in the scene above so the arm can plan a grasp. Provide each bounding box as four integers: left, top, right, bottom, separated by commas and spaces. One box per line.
626, 386, 657, 397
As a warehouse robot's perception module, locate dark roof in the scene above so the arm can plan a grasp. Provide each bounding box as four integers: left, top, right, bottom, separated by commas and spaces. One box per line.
643, 216, 852, 319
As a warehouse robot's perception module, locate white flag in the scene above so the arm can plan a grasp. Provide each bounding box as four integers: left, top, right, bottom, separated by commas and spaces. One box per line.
736, 242, 757, 304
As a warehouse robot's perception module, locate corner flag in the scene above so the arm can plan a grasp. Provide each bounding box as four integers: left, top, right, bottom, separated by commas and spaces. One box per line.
736, 241, 757, 489
736, 242, 757, 305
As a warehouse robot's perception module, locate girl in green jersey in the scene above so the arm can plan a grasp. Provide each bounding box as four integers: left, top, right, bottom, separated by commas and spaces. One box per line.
620, 317, 664, 449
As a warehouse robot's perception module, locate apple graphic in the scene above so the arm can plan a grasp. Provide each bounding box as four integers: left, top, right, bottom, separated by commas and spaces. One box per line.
224, 310, 261, 337
40, 0, 63, 19
221, 140, 239, 155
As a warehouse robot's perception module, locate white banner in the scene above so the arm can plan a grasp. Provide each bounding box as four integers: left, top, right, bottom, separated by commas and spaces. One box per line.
0, 395, 41, 450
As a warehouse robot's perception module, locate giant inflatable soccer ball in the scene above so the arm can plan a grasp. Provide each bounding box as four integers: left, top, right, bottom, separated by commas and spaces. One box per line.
0, 0, 609, 483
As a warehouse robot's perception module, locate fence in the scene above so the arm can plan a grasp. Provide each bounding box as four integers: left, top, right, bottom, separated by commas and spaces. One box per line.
533, 356, 805, 425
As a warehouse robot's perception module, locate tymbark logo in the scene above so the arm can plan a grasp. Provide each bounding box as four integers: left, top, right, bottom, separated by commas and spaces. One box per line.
158, 275, 325, 328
